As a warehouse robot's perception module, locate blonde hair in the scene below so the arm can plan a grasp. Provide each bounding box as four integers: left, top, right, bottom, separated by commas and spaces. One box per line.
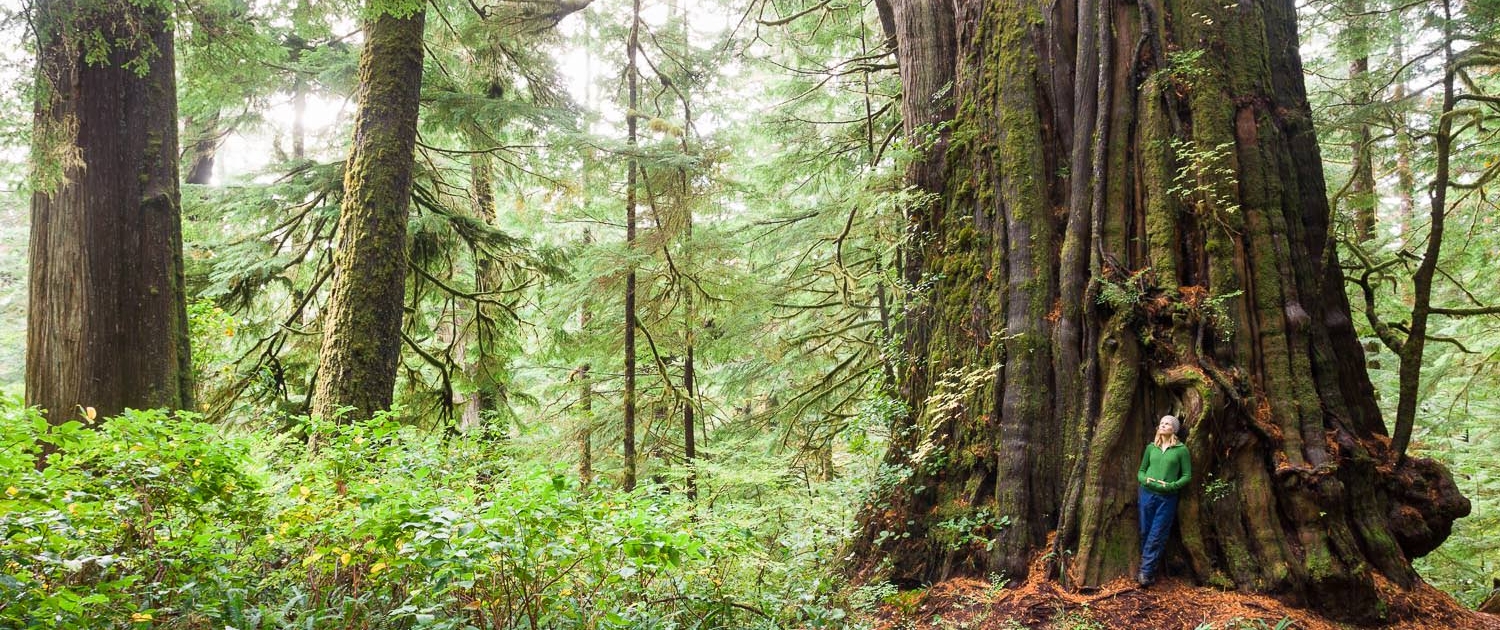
1154, 415, 1182, 449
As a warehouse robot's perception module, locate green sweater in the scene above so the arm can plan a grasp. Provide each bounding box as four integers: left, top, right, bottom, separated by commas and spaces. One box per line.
1137, 442, 1192, 494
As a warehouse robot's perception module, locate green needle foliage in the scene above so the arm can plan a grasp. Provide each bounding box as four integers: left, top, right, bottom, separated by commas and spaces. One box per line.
0, 0, 1497, 622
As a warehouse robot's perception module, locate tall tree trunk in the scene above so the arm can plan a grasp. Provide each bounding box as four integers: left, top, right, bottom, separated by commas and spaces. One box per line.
872, 0, 957, 462
577, 360, 593, 486
1342, 0, 1376, 242
182, 112, 223, 185
289, 2, 310, 160
672, 0, 697, 501
1391, 26, 1416, 242
577, 229, 596, 485
578, 10, 597, 487
458, 137, 496, 432
291, 68, 307, 160
1348, 86, 1376, 242
850, 0, 1470, 622
27, 0, 194, 427
310, 6, 425, 423
1390, 0, 1455, 465
622, 0, 641, 491
683, 331, 696, 499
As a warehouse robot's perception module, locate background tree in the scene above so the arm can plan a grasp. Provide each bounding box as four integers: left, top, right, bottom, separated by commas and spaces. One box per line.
26, 0, 193, 423
1302, 0, 1500, 603
4, 0, 1497, 624
309, 1, 426, 422
622, 0, 641, 490
849, 0, 1470, 621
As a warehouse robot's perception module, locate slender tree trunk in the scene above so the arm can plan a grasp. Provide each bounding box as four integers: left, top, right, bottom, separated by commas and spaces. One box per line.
622, 0, 641, 491
578, 230, 596, 485
578, 360, 593, 486
291, 71, 307, 159
850, 0, 1470, 621
683, 334, 695, 499
310, 6, 425, 423
1349, 92, 1376, 241
27, 0, 193, 427
457, 136, 496, 432
1342, 0, 1376, 242
577, 11, 596, 487
1391, 26, 1416, 242
671, 0, 697, 501
291, 0, 310, 160
1391, 0, 1455, 464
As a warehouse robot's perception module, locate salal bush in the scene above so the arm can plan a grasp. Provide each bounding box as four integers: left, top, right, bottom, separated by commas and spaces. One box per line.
0, 404, 264, 628
0, 400, 863, 629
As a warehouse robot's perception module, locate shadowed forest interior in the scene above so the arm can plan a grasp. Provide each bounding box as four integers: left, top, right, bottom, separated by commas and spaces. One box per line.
0, 0, 1498, 627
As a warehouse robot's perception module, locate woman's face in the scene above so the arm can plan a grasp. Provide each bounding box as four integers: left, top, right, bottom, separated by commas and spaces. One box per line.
1157, 417, 1176, 435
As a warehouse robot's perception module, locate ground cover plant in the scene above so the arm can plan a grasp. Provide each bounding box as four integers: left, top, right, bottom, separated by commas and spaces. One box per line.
1, 0, 1498, 626
0, 401, 871, 628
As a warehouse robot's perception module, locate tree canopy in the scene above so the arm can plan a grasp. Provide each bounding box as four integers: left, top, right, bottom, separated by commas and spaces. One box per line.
0, 0, 1497, 627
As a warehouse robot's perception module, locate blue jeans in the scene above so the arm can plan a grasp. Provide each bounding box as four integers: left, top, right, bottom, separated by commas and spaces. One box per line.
1138, 487, 1179, 578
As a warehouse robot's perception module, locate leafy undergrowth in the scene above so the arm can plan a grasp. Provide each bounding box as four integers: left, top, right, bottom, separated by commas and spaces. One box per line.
2, 400, 1494, 630
865, 573, 1500, 630
0, 402, 862, 629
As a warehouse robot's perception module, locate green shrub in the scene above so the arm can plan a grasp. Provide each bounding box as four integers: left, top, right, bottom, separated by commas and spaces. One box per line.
0, 404, 264, 628
0, 399, 868, 629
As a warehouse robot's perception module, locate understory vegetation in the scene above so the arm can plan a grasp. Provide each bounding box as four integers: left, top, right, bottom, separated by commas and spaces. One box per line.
0, 401, 873, 629
2, 0, 1499, 626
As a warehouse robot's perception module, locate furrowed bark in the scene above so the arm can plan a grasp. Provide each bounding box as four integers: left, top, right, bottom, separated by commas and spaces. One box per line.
311, 5, 425, 423
850, 0, 1470, 621
27, 0, 194, 428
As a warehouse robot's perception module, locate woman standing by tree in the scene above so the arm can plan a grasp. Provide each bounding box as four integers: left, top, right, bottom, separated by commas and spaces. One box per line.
1137, 415, 1191, 586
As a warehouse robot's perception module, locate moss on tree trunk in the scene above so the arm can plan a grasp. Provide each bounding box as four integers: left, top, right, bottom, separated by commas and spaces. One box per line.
27, 0, 193, 426
850, 0, 1470, 622
311, 5, 426, 423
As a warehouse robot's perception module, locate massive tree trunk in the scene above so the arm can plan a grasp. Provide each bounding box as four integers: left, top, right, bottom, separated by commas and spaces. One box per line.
851, 0, 1470, 622
873, 0, 956, 463
27, 0, 193, 423
310, 6, 425, 422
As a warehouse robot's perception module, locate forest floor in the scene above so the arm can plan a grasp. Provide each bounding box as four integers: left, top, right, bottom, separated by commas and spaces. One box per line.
867, 554, 1500, 630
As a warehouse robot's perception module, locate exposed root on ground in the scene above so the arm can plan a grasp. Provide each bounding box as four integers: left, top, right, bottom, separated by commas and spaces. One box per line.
867, 550, 1496, 629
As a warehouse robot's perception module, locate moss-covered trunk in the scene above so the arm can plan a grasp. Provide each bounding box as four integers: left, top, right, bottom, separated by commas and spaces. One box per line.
851, 0, 1470, 622
310, 6, 425, 422
26, 0, 193, 424
622, 0, 641, 492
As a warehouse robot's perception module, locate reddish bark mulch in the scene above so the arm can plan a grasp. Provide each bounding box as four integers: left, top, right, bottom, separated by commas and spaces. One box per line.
868, 558, 1498, 629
